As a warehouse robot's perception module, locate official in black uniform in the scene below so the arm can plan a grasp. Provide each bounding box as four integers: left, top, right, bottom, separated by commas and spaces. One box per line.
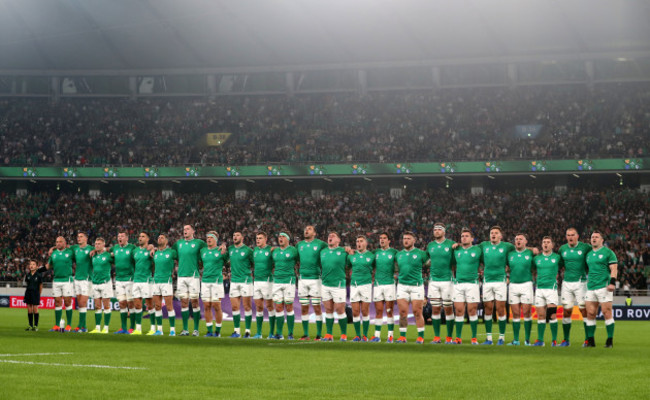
24, 260, 43, 331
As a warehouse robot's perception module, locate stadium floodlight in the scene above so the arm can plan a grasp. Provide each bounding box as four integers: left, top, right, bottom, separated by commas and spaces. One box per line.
615, 173, 622, 177
100, 180, 108, 184
246, 179, 255, 183
364, 177, 372, 181
616, 57, 628, 62
323, 178, 333, 182
572, 174, 580, 178
445, 176, 453, 180
404, 176, 412, 181
137, 180, 146, 184
284, 178, 293, 183
487, 175, 495, 180
171, 180, 181, 184
209, 179, 218, 184
529, 174, 536, 179
66, 180, 73, 184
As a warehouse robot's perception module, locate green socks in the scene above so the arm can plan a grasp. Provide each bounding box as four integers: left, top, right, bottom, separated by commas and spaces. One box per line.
512, 319, 521, 342
432, 315, 441, 337
537, 321, 546, 342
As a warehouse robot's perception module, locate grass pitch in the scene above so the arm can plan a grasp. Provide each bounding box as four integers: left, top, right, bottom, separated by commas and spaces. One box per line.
1, 308, 648, 399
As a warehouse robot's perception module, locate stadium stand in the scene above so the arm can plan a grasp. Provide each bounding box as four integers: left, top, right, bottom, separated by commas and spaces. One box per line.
1, 188, 648, 294
2, 83, 649, 166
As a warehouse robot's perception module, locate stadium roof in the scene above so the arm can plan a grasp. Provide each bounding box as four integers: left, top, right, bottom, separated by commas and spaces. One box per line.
1, 0, 650, 73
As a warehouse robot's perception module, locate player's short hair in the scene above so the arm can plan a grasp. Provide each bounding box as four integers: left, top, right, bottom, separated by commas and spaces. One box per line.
139, 231, 149, 238
566, 227, 578, 234
28, 259, 37, 265
591, 230, 603, 237
542, 236, 554, 242
402, 231, 415, 238
256, 231, 267, 238
95, 237, 105, 243
356, 235, 367, 241
461, 228, 474, 237
233, 231, 243, 236
490, 226, 503, 233
207, 231, 219, 239
117, 229, 128, 235
433, 222, 445, 228
328, 231, 340, 239
379, 232, 390, 240
515, 232, 528, 240
158, 233, 168, 239
77, 232, 88, 238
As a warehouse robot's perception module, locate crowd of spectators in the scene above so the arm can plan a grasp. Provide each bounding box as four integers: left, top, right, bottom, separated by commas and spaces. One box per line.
2, 83, 649, 166
1, 187, 648, 293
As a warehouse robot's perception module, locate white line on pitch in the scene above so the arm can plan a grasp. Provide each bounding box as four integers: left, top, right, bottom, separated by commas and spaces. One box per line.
0, 352, 74, 357
0, 360, 147, 370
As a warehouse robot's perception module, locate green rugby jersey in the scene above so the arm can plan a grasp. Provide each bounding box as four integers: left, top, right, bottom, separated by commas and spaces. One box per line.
201, 247, 227, 284
297, 238, 327, 279
153, 248, 177, 284
480, 241, 515, 283
320, 247, 349, 288
396, 248, 429, 286
349, 250, 374, 286
558, 241, 590, 282
373, 248, 398, 286
133, 247, 153, 283
91, 252, 113, 285
70, 244, 92, 281
253, 245, 274, 282
48, 248, 74, 282
507, 249, 534, 283
534, 252, 561, 290
228, 244, 254, 283
272, 246, 298, 284
426, 239, 455, 282
172, 239, 206, 278
586, 247, 618, 290
453, 245, 482, 284
111, 243, 136, 282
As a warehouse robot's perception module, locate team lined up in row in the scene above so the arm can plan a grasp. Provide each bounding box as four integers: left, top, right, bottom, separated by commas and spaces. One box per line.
36, 223, 618, 347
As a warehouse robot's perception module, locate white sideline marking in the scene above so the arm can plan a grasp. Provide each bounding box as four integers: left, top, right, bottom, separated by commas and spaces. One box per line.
0, 352, 73, 357
0, 352, 146, 370
0, 360, 147, 370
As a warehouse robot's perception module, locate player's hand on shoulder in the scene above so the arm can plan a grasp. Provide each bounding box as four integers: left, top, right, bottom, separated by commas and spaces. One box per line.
452, 243, 459, 249
48, 246, 55, 256
532, 247, 540, 255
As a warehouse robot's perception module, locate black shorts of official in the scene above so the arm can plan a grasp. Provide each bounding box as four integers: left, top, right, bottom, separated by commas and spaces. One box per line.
24, 291, 40, 306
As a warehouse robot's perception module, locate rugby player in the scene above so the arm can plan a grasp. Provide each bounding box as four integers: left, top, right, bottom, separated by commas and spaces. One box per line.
452, 229, 482, 345
228, 231, 254, 338
584, 231, 618, 348
425, 223, 456, 344
271, 232, 298, 340
297, 226, 327, 340
395, 231, 429, 344
371, 233, 398, 343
